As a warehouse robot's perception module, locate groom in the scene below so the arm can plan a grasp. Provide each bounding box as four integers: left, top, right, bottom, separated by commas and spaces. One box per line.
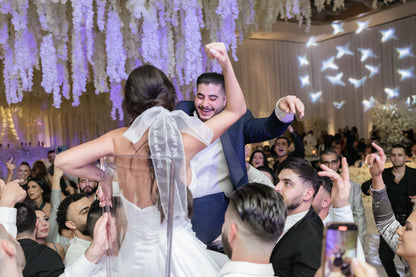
176, 72, 304, 244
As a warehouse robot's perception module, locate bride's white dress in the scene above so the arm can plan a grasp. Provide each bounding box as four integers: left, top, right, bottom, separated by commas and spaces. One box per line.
117, 195, 227, 276
112, 107, 228, 276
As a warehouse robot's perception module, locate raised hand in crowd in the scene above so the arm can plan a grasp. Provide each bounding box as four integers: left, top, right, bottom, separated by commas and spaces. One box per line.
318, 157, 350, 208
0, 179, 26, 207
365, 142, 386, 190
5, 157, 16, 183
350, 258, 378, 277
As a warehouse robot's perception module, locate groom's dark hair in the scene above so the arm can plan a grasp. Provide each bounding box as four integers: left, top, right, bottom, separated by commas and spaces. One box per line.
197, 73, 225, 93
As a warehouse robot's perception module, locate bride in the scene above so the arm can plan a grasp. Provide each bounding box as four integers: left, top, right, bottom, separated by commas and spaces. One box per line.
55, 42, 247, 276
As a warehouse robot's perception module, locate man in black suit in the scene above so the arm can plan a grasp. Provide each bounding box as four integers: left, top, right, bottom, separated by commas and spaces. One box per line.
176, 72, 305, 244
271, 157, 323, 277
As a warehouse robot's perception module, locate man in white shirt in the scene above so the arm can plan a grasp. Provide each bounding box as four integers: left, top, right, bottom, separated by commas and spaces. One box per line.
57, 193, 92, 266
304, 130, 317, 147
220, 183, 286, 277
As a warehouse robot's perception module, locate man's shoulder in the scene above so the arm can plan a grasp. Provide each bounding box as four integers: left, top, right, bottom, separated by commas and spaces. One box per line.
301, 208, 324, 231
406, 166, 416, 174
19, 239, 61, 260
282, 209, 323, 241
382, 167, 394, 179
175, 100, 195, 113
349, 180, 361, 191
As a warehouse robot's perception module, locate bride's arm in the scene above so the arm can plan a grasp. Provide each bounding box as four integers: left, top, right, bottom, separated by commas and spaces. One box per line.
55, 128, 122, 181
202, 42, 246, 142
183, 42, 246, 158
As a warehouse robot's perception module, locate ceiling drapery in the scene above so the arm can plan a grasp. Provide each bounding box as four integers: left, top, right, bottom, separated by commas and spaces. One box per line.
0, 0, 386, 120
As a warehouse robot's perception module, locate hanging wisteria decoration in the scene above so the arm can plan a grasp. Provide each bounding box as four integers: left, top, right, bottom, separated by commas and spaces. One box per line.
0, 0, 387, 120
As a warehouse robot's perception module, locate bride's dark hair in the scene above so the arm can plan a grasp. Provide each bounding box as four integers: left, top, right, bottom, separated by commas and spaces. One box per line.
123, 64, 177, 122
122, 64, 193, 221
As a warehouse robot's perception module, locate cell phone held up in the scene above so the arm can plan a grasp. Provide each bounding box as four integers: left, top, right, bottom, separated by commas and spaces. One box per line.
321, 222, 358, 277
56, 145, 69, 154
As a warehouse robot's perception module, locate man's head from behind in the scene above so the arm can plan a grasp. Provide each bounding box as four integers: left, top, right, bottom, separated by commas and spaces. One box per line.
0, 224, 25, 276
222, 183, 287, 260
275, 157, 321, 216
15, 201, 37, 237
319, 149, 340, 172
312, 177, 333, 221
57, 193, 91, 237
194, 73, 226, 121
86, 200, 103, 239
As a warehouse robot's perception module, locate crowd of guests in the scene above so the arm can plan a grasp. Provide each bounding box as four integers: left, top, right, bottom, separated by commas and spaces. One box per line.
1, 124, 416, 277
249, 124, 416, 170
0, 42, 415, 277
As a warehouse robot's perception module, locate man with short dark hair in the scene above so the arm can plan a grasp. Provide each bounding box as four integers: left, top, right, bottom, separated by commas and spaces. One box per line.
361, 144, 416, 277
16, 201, 65, 276
177, 72, 305, 244
220, 183, 286, 276
57, 193, 92, 266
319, 149, 367, 246
271, 157, 323, 276
272, 125, 305, 172
85, 200, 102, 238
77, 178, 98, 201
312, 175, 366, 262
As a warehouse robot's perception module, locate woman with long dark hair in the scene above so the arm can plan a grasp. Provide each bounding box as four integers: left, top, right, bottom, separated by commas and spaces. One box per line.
56, 43, 247, 275
27, 172, 51, 216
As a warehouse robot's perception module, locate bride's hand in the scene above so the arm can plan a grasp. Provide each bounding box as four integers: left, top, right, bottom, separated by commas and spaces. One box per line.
205, 42, 229, 68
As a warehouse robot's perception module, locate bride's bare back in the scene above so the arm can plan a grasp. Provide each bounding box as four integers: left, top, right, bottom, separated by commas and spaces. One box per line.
112, 128, 157, 209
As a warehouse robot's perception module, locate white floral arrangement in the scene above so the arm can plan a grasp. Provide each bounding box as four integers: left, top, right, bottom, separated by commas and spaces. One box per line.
369, 102, 416, 148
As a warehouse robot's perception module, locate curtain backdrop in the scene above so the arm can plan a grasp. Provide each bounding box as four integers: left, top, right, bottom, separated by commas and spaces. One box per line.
0, 14, 415, 151
232, 14, 416, 140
